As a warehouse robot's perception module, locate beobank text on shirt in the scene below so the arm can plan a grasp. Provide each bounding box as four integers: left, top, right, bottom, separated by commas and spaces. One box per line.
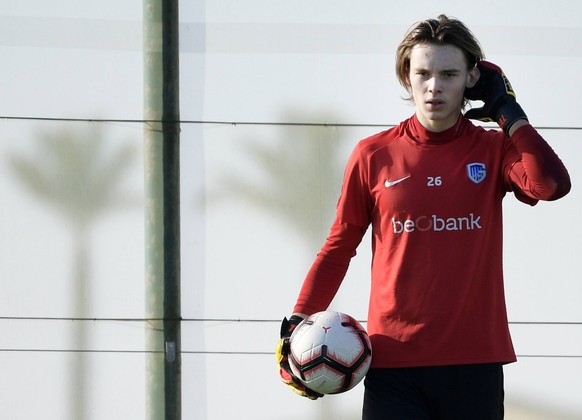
392, 213, 482, 234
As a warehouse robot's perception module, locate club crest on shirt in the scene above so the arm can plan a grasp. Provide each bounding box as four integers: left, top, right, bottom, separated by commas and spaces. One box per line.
466, 163, 486, 184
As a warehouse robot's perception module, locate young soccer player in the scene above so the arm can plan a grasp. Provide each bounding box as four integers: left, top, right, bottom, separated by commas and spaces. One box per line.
276, 14, 571, 419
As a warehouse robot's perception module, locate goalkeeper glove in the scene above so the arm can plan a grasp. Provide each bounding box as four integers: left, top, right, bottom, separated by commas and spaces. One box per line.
464, 61, 528, 136
275, 315, 323, 400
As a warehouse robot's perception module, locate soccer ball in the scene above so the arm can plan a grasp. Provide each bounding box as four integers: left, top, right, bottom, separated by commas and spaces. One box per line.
289, 311, 372, 395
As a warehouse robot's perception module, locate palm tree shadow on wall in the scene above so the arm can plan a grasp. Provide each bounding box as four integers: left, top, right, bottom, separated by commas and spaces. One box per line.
203, 112, 364, 417
7, 124, 139, 420
207, 114, 350, 251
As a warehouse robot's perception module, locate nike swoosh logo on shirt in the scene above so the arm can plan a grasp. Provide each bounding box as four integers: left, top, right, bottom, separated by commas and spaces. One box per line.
385, 175, 411, 188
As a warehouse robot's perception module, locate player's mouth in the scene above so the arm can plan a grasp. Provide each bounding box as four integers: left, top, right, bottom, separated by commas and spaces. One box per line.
426, 99, 445, 110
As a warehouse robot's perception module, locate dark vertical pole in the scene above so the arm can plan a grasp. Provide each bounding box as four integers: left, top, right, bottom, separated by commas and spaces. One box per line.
162, 1, 181, 419
144, 0, 181, 419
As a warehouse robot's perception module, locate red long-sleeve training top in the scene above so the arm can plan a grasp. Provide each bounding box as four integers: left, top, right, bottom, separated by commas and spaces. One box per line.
294, 115, 571, 368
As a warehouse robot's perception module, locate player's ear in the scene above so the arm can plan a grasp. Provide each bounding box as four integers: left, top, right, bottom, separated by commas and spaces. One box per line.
466, 66, 480, 88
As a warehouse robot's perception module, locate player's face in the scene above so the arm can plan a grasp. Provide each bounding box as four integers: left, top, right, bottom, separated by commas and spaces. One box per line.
408, 43, 478, 132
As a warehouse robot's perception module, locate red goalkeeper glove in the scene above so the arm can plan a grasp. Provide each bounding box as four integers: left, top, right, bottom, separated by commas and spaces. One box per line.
275, 315, 323, 400
464, 61, 528, 136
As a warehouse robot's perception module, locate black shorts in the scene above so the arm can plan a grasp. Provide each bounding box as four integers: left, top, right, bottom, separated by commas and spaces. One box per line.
362, 364, 504, 420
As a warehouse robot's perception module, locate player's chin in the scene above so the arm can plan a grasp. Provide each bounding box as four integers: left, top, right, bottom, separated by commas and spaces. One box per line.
421, 109, 448, 124
419, 110, 459, 131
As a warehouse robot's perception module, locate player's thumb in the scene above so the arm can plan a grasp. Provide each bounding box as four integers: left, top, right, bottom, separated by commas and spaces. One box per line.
464, 106, 491, 122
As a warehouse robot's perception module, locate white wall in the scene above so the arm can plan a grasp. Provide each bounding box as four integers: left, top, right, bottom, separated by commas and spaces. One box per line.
0, 1, 580, 419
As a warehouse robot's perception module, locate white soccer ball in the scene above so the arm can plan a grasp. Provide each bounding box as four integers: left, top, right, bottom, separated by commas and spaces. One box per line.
289, 311, 372, 395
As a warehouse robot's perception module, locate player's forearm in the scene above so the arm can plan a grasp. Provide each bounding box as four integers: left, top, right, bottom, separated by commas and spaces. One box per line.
510, 124, 571, 200
293, 255, 348, 315
293, 221, 365, 315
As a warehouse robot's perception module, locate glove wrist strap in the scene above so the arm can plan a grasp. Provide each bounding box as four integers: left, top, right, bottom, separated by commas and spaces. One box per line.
495, 98, 528, 136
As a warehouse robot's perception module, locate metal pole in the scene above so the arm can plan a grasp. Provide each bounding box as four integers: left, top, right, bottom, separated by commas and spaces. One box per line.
161, 0, 181, 419
144, 0, 181, 419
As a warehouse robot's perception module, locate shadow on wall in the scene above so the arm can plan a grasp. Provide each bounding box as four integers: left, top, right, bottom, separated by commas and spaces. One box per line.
205, 111, 349, 251
6, 123, 139, 420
